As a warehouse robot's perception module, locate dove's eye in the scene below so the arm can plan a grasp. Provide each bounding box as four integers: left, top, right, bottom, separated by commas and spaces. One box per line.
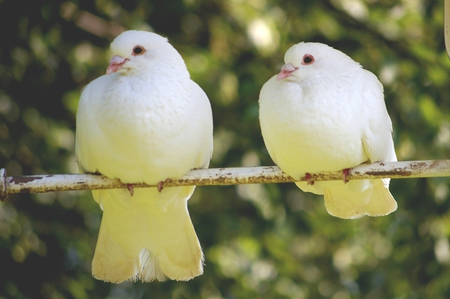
302, 54, 314, 65
132, 46, 146, 56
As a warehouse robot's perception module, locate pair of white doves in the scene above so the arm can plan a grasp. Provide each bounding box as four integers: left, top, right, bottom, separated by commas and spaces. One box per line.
75, 30, 397, 283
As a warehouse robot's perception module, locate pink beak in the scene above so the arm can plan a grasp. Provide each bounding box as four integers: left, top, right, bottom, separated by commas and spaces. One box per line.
276, 63, 298, 80
106, 55, 128, 74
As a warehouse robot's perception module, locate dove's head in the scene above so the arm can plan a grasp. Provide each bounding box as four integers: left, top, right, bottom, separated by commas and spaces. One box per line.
106, 30, 185, 75
276, 42, 360, 81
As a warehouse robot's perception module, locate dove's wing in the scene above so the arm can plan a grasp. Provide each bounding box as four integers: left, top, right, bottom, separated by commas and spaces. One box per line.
322, 70, 397, 219
188, 81, 214, 169
361, 70, 397, 164
75, 75, 112, 177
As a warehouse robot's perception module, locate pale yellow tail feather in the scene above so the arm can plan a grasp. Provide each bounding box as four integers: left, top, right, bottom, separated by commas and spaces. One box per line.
363, 182, 397, 217
324, 179, 397, 219
91, 187, 203, 283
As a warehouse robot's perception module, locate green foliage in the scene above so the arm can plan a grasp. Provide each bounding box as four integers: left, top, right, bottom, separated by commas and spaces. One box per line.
1, 0, 450, 298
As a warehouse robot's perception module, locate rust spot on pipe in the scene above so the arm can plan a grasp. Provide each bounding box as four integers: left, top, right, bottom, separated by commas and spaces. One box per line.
19, 188, 31, 194
409, 162, 428, 169
365, 170, 413, 176
11, 176, 44, 184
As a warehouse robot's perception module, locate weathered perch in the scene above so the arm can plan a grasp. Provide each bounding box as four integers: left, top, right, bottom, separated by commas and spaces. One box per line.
1, 160, 450, 201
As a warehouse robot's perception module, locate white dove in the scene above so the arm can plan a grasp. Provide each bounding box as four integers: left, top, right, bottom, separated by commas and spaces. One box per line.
75, 30, 213, 282
259, 42, 397, 219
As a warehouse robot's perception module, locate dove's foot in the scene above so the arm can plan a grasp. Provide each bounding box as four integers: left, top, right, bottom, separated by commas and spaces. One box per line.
157, 178, 172, 192
118, 179, 135, 196
305, 173, 314, 186
342, 168, 351, 183
126, 184, 135, 196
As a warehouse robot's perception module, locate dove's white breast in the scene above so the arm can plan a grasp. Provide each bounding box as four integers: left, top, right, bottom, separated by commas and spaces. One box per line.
259, 71, 372, 179
76, 71, 212, 184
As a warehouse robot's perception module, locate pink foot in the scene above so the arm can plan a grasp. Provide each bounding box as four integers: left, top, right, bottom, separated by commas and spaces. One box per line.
342, 168, 351, 183
305, 173, 314, 186
157, 178, 172, 193
126, 184, 134, 196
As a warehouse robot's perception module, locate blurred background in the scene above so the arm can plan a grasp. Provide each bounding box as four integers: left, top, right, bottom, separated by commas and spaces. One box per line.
1, 0, 450, 298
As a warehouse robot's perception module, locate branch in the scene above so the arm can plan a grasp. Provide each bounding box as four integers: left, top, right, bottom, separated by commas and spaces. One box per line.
2, 160, 450, 201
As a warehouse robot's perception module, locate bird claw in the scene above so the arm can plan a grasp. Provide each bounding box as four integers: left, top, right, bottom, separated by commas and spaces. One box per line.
157, 178, 172, 192
118, 179, 135, 196
305, 173, 314, 186
126, 184, 134, 196
342, 168, 351, 183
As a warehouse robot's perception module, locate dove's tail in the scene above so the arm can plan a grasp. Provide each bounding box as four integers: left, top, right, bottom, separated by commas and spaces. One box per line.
90, 186, 203, 283
323, 179, 397, 219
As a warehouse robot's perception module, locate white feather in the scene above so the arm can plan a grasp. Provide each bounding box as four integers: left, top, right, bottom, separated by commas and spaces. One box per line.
75, 30, 213, 282
259, 42, 397, 219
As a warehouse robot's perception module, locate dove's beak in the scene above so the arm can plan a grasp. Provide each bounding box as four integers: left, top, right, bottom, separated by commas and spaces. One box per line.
276, 63, 298, 81
106, 55, 129, 74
